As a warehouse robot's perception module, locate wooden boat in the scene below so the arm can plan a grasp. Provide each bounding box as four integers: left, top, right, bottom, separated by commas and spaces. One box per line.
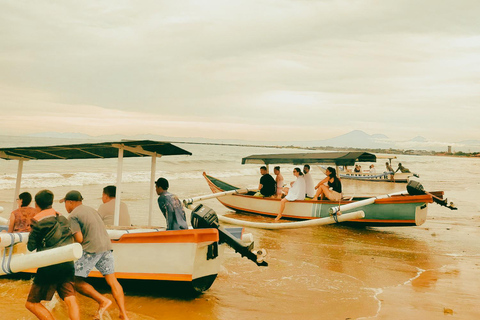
203, 152, 447, 227
0, 140, 265, 292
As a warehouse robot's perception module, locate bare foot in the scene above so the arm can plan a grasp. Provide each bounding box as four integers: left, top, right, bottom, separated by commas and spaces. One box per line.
274, 215, 282, 222
119, 313, 130, 320
94, 298, 112, 320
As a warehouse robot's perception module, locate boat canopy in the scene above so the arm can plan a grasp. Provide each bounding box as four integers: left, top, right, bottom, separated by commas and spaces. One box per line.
242, 152, 376, 166
0, 140, 191, 161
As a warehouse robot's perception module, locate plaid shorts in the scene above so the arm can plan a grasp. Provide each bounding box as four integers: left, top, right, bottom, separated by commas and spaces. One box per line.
74, 250, 115, 278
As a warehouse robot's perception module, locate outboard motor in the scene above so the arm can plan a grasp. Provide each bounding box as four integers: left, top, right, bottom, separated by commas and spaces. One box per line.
191, 204, 268, 266
407, 180, 457, 210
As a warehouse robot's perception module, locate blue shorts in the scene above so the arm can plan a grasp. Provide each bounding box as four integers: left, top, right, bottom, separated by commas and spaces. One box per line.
75, 250, 115, 278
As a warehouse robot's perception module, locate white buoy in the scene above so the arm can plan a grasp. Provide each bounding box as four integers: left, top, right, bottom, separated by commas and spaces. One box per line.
0, 206, 4, 214
217, 210, 365, 230
0, 216, 8, 225
0, 243, 83, 276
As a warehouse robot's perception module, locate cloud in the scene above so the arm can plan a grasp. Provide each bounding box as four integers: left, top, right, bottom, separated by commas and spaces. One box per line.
0, 0, 479, 142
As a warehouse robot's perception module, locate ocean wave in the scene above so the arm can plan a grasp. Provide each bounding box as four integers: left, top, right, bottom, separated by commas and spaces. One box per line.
0, 168, 259, 190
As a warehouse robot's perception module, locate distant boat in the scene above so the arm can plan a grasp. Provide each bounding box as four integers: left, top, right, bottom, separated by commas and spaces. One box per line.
319, 154, 418, 183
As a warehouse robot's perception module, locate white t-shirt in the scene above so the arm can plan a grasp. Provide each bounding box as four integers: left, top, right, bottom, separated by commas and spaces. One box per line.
304, 172, 315, 198
285, 176, 306, 201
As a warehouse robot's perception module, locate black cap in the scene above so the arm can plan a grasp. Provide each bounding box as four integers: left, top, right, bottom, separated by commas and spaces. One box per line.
60, 190, 83, 203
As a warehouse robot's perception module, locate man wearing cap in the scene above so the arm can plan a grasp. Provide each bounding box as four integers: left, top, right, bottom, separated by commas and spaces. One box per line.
26, 189, 80, 320
155, 177, 188, 230
62, 190, 129, 320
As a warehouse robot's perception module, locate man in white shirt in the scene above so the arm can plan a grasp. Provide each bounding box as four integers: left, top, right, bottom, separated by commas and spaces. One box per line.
303, 164, 316, 199
98, 186, 131, 226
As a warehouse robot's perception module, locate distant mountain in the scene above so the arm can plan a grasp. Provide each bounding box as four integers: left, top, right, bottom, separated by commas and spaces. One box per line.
15, 130, 479, 152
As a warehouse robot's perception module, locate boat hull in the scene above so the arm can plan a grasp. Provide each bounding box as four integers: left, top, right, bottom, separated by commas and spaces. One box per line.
204, 173, 431, 227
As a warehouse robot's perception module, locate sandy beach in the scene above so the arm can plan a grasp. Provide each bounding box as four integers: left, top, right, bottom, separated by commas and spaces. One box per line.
0, 143, 479, 319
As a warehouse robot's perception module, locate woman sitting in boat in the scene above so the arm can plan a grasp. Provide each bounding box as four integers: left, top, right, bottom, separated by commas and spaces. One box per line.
275, 167, 306, 221
7, 192, 39, 233
313, 167, 342, 201
273, 166, 284, 198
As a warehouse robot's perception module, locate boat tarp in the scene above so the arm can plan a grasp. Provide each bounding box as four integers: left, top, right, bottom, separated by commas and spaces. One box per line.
0, 140, 192, 161
241, 152, 376, 166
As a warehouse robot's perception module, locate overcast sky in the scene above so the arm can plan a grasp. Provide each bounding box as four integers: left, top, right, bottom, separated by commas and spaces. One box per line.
1, 0, 479, 142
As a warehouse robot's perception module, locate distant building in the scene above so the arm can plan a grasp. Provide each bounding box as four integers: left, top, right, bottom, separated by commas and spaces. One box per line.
448, 146, 452, 153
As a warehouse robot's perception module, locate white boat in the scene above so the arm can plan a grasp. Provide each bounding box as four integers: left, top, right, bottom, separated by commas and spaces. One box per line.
0, 140, 266, 292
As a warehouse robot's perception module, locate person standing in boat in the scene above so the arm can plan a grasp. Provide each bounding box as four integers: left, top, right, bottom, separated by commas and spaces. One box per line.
155, 177, 188, 230
313, 167, 342, 201
254, 166, 276, 197
369, 164, 376, 174
98, 185, 131, 226
303, 164, 315, 199
385, 162, 395, 181
8, 191, 39, 233
63, 190, 129, 320
26, 190, 80, 320
275, 168, 306, 221
273, 166, 284, 198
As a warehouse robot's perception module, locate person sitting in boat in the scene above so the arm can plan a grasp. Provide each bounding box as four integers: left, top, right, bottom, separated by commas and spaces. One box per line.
354, 165, 361, 173
303, 164, 315, 199
26, 189, 80, 320
98, 185, 131, 226
155, 177, 188, 230
7, 191, 39, 233
275, 167, 306, 221
254, 166, 276, 198
369, 164, 376, 174
395, 163, 411, 173
313, 167, 342, 201
62, 190, 129, 320
273, 166, 284, 198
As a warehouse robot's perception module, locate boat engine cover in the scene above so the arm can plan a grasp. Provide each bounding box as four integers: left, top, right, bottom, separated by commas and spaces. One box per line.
406, 180, 425, 195
191, 204, 220, 229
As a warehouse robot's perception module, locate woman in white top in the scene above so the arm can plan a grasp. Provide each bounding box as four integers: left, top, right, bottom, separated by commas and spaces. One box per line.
274, 166, 284, 198
275, 167, 306, 221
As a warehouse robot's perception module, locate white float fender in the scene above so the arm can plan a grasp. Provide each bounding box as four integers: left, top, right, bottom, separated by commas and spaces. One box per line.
217, 210, 365, 230
183, 189, 249, 208
0, 243, 83, 276
0, 206, 4, 214
0, 232, 29, 248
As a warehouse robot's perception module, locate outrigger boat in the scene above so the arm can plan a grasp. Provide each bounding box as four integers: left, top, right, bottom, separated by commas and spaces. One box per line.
316, 153, 418, 183
0, 140, 267, 293
204, 152, 454, 227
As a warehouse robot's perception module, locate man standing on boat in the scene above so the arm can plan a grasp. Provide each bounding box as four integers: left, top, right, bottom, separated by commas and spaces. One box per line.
62, 190, 129, 320
254, 166, 276, 198
155, 177, 188, 230
26, 189, 80, 320
303, 165, 315, 199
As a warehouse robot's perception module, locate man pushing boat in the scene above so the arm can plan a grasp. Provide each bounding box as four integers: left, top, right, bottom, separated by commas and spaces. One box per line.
62, 190, 129, 320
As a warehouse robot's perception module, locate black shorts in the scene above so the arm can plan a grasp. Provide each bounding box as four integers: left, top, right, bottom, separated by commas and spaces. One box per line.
27, 261, 76, 303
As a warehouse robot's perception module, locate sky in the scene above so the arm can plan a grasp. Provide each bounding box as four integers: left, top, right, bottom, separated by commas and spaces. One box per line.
1, 0, 479, 143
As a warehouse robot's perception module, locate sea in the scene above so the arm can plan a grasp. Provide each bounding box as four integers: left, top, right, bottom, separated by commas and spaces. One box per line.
0, 136, 479, 319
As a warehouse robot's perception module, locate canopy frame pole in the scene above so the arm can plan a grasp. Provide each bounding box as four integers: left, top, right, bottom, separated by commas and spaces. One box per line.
114, 147, 124, 226
13, 160, 24, 211
148, 153, 158, 227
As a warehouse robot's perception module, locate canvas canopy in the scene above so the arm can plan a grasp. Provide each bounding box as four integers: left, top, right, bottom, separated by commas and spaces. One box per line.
0, 140, 191, 161
241, 152, 376, 166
